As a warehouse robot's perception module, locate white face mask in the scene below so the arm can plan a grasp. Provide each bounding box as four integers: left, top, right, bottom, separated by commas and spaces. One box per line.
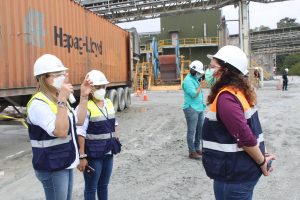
52, 75, 65, 89
94, 88, 106, 100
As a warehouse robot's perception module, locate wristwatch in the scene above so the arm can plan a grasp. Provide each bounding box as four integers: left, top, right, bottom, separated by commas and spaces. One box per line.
79, 154, 87, 159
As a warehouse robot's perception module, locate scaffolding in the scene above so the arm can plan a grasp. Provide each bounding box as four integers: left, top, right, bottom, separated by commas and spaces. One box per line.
76, 0, 289, 23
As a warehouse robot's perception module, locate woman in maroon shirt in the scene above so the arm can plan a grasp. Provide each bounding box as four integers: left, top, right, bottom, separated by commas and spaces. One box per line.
202, 45, 276, 200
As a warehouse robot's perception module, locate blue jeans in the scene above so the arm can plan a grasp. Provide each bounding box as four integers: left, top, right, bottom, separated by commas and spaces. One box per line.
84, 154, 113, 200
183, 107, 204, 153
35, 169, 73, 200
213, 179, 259, 200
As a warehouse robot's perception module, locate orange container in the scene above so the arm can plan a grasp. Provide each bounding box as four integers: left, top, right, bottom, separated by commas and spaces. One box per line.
0, 0, 130, 98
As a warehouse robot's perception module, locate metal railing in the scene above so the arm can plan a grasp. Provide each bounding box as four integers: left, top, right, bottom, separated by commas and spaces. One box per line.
140, 37, 219, 53
159, 37, 219, 47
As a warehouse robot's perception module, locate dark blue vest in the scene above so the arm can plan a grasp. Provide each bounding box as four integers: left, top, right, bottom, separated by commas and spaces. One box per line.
202, 88, 265, 183
85, 100, 116, 158
27, 93, 76, 171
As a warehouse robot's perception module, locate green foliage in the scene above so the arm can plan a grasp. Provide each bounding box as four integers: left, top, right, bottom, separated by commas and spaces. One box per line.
283, 54, 300, 67
250, 25, 270, 32
277, 17, 300, 28
278, 54, 300, 75
276, 54, 287, 73
289, 62, 300, 75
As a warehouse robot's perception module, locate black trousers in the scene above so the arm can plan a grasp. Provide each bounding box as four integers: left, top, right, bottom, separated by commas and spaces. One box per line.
283, 80, 288, 90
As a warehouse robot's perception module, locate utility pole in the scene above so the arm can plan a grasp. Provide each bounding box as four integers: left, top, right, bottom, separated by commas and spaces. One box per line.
238, 0, 251, 69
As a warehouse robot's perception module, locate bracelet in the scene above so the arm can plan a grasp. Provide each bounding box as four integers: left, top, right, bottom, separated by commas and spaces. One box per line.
79, 154, 87, 159
57, 101, 67, 108
258, 157, 266, 167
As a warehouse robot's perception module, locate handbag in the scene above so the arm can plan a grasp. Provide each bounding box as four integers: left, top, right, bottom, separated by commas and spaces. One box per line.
93, 101, 122, 155
111, 137, 122, 155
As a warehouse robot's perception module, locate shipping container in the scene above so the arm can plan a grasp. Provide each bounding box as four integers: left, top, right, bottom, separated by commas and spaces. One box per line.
0, 0, 138, 112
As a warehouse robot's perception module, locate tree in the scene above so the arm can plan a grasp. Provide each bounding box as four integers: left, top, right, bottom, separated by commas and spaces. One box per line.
277, 54, 300, 75
250, 25, 270, 32
277, 17, 300, 29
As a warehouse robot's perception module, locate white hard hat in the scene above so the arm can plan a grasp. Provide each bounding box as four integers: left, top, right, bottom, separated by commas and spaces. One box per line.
255, 67, 258, 70
34, 54, 68, 76
285, 68, 289, 72
207, 45, 248, 75
88, 70, 110, 85
189, 60, 204, 74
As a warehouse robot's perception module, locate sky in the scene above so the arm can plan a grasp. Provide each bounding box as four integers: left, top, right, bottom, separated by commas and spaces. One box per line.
117, 0, 300, 35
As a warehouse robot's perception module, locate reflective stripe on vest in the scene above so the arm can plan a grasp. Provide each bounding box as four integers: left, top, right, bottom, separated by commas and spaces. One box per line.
203, 134, 264, 153
85, 99, 116, 158
86, 132, 115, 140
86, 99, 116, 138
26, 92, 75, 171
202, 87, 265, 182
206, 106, 258, 121
31, 135, 72, 148
27, 92, 71, 146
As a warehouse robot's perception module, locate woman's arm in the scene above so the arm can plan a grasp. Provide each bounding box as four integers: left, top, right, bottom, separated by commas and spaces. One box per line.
76, 74, 92, 125
54, 81, 73, 138
76, 96, 89, 125
76, 115, 89, 172
217, 92, 276, 175
77, 135, 88, 172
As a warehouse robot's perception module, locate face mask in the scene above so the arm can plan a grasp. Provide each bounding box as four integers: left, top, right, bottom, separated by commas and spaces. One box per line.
94, 88, 106, 100
195, 72, 201, 80
205, 68, 217, 87
52, 75, 65, 89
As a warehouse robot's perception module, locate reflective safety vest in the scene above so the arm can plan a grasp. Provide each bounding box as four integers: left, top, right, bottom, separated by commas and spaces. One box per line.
26, 92, 76, 171
202, 87, 265, 183
85, 99, 116, 158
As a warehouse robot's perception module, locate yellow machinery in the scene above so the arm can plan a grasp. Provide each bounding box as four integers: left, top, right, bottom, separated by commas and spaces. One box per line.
133, 61, 153, 92
180, 55, 191, 87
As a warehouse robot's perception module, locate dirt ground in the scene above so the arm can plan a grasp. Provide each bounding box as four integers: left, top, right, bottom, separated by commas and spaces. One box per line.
0, 76, 299, 200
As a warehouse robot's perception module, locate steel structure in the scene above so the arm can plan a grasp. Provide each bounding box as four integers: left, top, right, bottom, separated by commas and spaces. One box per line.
75, 0, 289, 23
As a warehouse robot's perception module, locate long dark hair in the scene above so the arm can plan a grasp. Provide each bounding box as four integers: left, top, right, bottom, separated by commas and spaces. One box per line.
207, 58, 256, 106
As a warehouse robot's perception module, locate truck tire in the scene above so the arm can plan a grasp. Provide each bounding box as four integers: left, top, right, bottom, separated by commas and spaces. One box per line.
117, 87, 125, 111
124, 87, 131, 108
108, 89, 118, 112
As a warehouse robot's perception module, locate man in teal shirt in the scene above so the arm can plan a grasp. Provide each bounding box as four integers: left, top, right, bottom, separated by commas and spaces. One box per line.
182, 60, 206, 159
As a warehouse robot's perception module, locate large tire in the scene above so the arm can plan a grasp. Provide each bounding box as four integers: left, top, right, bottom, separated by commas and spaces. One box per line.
117, 87, 125, 111
108, 89, 118, 112
124, 87, 131, 108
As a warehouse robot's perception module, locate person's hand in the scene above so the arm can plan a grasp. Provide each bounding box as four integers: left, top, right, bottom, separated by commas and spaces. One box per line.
80, 74, 93, 98
77, 159, 88, 172
58, 73, 73, 102
261, 153, 276, 176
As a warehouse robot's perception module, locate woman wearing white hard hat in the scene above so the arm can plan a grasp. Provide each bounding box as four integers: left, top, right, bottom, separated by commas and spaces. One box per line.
182, 60, 206, 159
76, 70, 121, 200
26, 54, 92, 200
202, 46, 276, 199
